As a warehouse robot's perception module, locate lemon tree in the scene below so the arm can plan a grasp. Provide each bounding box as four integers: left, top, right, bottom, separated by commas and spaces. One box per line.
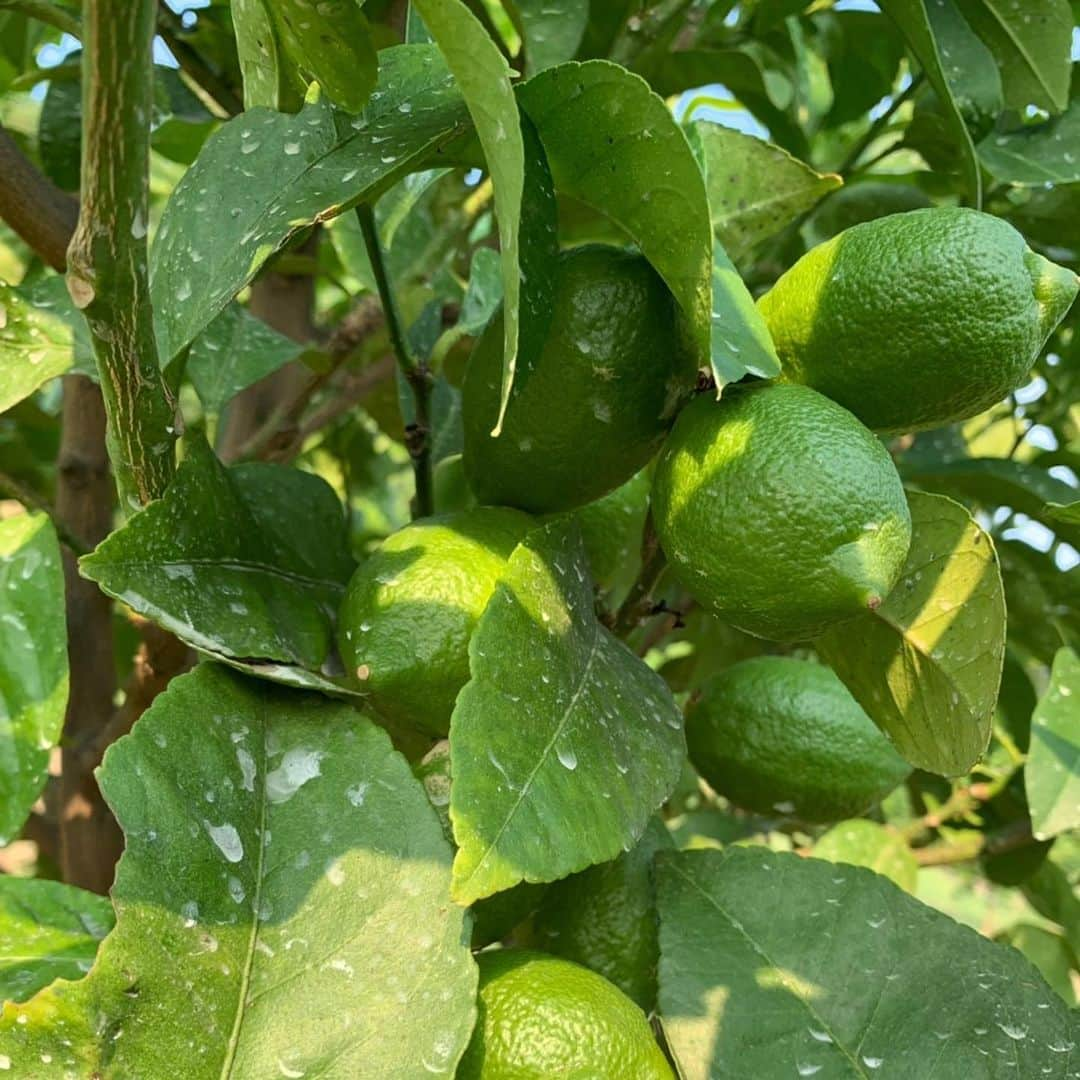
1, 3, 1079, 1078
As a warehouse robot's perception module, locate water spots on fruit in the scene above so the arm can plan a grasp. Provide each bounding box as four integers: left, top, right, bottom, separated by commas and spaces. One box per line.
346, 782, 369, 807
326, 859, 346, 886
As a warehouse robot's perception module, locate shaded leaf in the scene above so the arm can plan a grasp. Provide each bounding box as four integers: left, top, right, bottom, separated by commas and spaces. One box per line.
38, 73, 81, 192
997, 924, 1077, 1005
511, 0, 590, 76
813, 819, 919, 892
880, 0, 984, 204
0, 281, 73, 414
518, 60, 713, 373
658, 847, 1079, 1080
0, 877, 113, 1005
413, 0, 525, 432
903, 456, 1080, 550
956, 0, 1073, 114
268, 0, 377, 112
1047, 500, 1080, 525
186, 303, 306, 417
818, 491, 1006, 776
0, 664, 478, 1078
231, 0, 303, 111
80, 439, 355, 681
449, 521, 684, 904
1026, 647, 1080, 840
688, 120, 841, 260
979, 96, 1080, 185
0, 513, 67, 845
151, 45, 472, 363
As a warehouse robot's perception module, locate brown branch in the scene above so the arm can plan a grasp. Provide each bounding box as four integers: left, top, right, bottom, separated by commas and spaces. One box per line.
0, 124, 79, 273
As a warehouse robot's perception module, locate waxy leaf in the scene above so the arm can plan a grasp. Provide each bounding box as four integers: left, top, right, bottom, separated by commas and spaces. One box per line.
413, 0, 526, 432
186, 303, 306, 417
0, 664, 478, 1078
80, 439, 355, 680
267, 0, 377, 113
979, 96, 1080, 186
231, 0, 302, 111
657, 847, 1079, 1080
0, 513, 67, 845
709, 241, 782, 387
0, 877, 113, 1004
151, 45, 472, 363
449, 521, 684, 904
518, 60, 713, 371
0, 281, 73, 413
818, 491, 1006, 776
688, 121, 841, 260
955, 0, 1073, 114
880, 0, 983, 205
1026, 647, 1080, 841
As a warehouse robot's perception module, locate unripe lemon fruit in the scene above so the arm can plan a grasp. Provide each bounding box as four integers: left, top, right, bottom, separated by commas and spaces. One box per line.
652, 384, 911, 641
760, 207, 1078, 433
337, 508, 531, 735
687, 656, 911, 822
463, 244, 698, 514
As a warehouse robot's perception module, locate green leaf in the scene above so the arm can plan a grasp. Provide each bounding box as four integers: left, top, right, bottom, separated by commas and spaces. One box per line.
0, 513, 67, 846
997, 924, 1077, 1005
657, 847, 1079, 1080
818, 491, 1006, 777
1026, 647, 1080, 841
151, 45, 472, 363
0, 877, 113, 1005
449, 521, 685, 904
880, 0, 984, 205
0, 664, 478, 1078
903, 456, 1080, 549
813, 819, 919, 892
1047, 500, 1080, 525
186, 303, 306, 417
38, 73, 81, 192
0, 281, 73, 414
518, 60, 713, 373
979, 96, 1080, 185
267, 0, 378, 113
922, 0, 1003, 131
510, 0, 589, 76
80, 439, 355, 682
955, 0, 1073, 114
688, 120, 841, 260
413, 0, 525, 433
709, 241, 782, 386
821, 10, 906, 129
231, 0, 303, 111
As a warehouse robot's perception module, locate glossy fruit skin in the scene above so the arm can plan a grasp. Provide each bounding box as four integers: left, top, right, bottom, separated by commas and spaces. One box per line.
760, 207, 1078, 433
457, 950, 674, 1080
686, 656, 911, 823
652, 384, 911, 642
337, 508, 532, 736
524, 816, 671, 1010
463, 244, 698, 514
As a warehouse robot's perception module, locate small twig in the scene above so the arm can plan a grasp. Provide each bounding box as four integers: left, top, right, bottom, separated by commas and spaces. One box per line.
0, 0, 81, 37
609, 513, 668, 637
901, 781, 995, 842
0, 470, 90, 555
357, 202, 434, 518
837, 74, 923, 177
156, 1, 242, 117
913, 819, 1035, 867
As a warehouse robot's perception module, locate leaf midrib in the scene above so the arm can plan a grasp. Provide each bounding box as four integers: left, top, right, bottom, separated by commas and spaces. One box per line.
980, 0, 1061, 107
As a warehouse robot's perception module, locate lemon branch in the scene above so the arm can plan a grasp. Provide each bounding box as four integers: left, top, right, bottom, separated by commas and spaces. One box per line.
67, 0, 177, 511
357, 202, 434, 519
609, 513, 669, 637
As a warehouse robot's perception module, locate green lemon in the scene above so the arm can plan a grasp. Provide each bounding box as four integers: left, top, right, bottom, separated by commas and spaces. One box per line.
457, 950, 674, 1080
687, 656, 911, 823
463, 244, 698, 514
337, 507, 532, 735
760, 207, 1078, 433
651, 384, 911, 641
523, 816, 671, 1010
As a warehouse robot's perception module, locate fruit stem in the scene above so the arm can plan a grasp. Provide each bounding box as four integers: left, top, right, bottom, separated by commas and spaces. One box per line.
357, 202, 434, 518
609, 513, 668, 638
